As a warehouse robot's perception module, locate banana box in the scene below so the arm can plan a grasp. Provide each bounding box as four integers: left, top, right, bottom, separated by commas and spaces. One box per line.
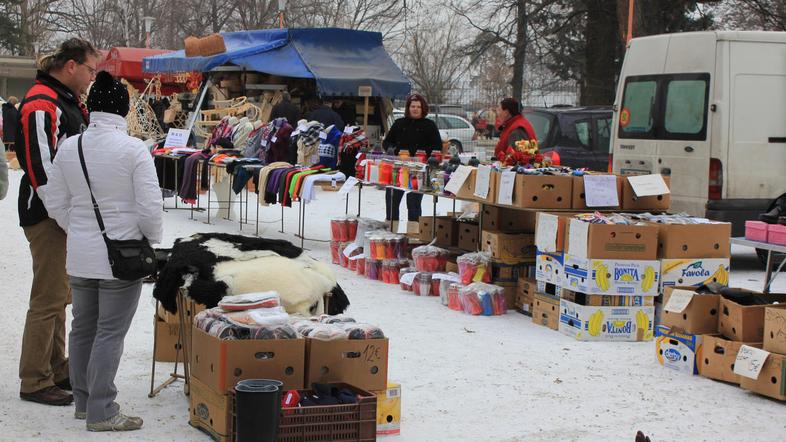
563, 255, 660, 296
535, 250, 564, 285
660, 258, 730, 290
655, 325, 702, 374
374, 382, 401, 436
560, 289, 654, 307
537, 279, 562, 297
558, 299, 654, 341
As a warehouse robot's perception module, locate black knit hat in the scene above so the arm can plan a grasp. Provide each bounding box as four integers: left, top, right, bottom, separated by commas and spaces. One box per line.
87, 71, 130, 117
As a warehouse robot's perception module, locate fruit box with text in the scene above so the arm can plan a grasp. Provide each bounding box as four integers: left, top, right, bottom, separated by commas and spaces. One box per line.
655, 325, 702, 374
558, 299, 654, 341
563, 255, 660, 296
535, 250, 564, 285
660, 258, 730, 290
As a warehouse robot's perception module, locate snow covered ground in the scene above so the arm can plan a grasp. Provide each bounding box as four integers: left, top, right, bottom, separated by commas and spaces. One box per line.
1, 167, 785, 442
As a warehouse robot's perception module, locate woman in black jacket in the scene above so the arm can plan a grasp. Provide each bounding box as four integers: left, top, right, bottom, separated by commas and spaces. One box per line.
382, 93, 442, 227
2, 97, 19, 151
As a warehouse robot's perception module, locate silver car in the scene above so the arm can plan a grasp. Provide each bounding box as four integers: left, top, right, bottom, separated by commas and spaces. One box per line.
391, 110, 476, 154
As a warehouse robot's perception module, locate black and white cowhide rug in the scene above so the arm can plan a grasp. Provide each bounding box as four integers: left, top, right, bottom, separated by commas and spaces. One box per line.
153, 233, 349, 316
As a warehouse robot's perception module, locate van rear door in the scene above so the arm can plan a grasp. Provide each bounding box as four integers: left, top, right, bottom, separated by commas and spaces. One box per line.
726, 40, 786, 199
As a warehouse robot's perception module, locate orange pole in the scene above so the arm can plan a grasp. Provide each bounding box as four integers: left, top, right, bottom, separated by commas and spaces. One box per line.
626, 0, 634, 43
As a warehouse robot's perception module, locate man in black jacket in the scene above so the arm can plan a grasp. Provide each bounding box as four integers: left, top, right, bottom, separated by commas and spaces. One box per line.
16, 38, 99, 406
2, 96, 19, 151
306, 98, 344, 131
270, 92, 301, 125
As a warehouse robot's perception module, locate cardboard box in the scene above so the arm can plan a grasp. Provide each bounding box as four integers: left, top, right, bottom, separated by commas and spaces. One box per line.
306, 338, 389, 392
764, 306, 786, 354
719, 295, 786, 342
491, 260, 526, 284
517, 277, 536, 312
435, 217, 459, 248
534, 213, 577, 253
481, 230, 535, 262
510, 174, 573, 209
652, 222, 731, 259
481, 205, 537, 233
496, 282, 517, 309
560, 289, 654, 307
740, 352, 786, 401
558, 299, 655, 341
446, 260, 459, 274
571, 175, 623, 210
535, 250, 564, 285
457, 222, 480, 251
191, 327, 306, 392
660, 286, 721, 335
660, 258, 731, 290
563, 255, 661, 296
621, 175, 671, 211
532, 293, 560, 330
154, 316, 182, 363
566, 219, 659, 261
157, 303, 180, 324
454, 167, 498, 204
374, 382, 401, 436
699, 335, 761, 384
189, 376, 232, 439
418, 216, 435, 242
655, 325, 702, 374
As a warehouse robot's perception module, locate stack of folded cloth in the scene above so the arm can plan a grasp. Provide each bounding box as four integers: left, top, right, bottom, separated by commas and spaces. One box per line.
194, 292, 298, 340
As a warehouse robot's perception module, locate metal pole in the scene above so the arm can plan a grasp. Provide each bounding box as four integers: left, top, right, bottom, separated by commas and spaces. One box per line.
764, 250, 774, 295
626, 0, 635, 44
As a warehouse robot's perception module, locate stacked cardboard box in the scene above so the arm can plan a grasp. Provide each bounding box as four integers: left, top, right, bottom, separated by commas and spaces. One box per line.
561, 217, 658, 340
188, 320, 389, 439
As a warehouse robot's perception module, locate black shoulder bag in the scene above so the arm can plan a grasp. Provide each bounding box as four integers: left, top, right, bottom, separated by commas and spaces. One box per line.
77, 135, 157, 280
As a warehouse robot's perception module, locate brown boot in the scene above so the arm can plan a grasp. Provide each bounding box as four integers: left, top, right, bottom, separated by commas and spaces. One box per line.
20, 386, 73, 406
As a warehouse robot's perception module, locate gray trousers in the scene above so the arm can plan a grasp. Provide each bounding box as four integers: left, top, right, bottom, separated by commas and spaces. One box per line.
69, 276, 142, 423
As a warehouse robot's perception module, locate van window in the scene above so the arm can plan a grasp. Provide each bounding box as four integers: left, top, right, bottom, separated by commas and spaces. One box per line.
523, 112, 553, 143
618, 73, 710, 140
665, 79, 707, 136
596, 117, 612, 152
620, 79, 657, 137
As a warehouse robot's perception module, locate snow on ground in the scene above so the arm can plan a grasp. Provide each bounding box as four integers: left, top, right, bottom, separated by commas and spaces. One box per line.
1, 167, 785, 442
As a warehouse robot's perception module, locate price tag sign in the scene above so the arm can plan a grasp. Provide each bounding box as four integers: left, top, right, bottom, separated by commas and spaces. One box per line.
319, 131, 327, 140
445, 165, 471, 194
344, 126, 356, 134
628, 174, 670, 197
338, 177, 359, 195
664, 289, 695, 313
399, 272, 418, 286
584, 175, 620, 207
497, 170, 516, 205
734, 345, 771, 380
473, 165, 491, 199
271, 136, 277, 143
164, 128, 189, 147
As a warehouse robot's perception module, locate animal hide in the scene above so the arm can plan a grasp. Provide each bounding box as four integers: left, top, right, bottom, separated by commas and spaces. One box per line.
153, 233, 349, 316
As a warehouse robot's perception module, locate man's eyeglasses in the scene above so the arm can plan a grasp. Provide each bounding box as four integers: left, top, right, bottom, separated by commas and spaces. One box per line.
80, 62, 96, 75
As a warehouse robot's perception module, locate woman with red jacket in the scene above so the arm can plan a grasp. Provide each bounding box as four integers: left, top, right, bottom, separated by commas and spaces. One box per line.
493, 97, 537, 163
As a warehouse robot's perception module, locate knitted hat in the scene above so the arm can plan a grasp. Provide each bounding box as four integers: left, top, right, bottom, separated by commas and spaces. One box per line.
87, 71, 130, 117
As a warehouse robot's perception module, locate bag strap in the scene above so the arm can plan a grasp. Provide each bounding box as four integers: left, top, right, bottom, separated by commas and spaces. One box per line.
77, 135, 111, 243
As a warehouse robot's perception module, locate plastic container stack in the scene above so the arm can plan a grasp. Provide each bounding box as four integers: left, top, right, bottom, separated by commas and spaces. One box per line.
457, 252, 492, 285
412, 245, 449, 272
459, 283, 507, 316
330, 217, 360, 269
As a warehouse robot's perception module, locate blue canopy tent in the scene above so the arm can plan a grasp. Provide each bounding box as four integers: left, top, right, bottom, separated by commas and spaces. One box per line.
143, 28, 411, 98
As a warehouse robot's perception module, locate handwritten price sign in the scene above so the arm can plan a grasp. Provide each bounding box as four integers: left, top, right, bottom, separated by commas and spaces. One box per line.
733, 345, 771, 380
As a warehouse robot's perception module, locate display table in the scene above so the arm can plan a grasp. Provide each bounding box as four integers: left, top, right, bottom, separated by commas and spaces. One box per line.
731, 237, 786, 293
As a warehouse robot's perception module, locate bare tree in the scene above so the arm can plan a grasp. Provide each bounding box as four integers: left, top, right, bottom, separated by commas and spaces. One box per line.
710, 0, 786, 31
403, 15, 467, 103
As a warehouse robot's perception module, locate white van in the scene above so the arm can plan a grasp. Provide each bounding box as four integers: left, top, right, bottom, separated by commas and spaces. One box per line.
611, 31, 786, 236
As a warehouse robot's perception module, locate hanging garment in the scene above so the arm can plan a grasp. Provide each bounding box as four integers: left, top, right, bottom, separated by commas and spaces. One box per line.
179, 150, 212, 203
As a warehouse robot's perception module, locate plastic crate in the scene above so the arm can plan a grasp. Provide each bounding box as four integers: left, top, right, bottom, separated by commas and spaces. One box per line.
231, 383, 377, 442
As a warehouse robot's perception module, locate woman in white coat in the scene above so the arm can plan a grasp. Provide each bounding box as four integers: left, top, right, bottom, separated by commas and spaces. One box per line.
43, 71, 163, 432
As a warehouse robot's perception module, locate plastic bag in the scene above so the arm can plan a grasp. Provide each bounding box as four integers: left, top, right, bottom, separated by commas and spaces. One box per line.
457, 252, 492, 285
412, 244, 449, 272
218, 291, 280, 310
459, 283, 507, 316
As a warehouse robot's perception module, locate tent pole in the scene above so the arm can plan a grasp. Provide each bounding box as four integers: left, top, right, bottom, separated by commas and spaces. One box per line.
363, 96, 369, 135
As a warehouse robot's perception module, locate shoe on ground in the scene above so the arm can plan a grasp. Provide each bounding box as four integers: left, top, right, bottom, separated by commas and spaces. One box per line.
20, 386, 73, 406
55, 377, 72, 391
87, 413, 143, 432
75, 411, 86, 420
